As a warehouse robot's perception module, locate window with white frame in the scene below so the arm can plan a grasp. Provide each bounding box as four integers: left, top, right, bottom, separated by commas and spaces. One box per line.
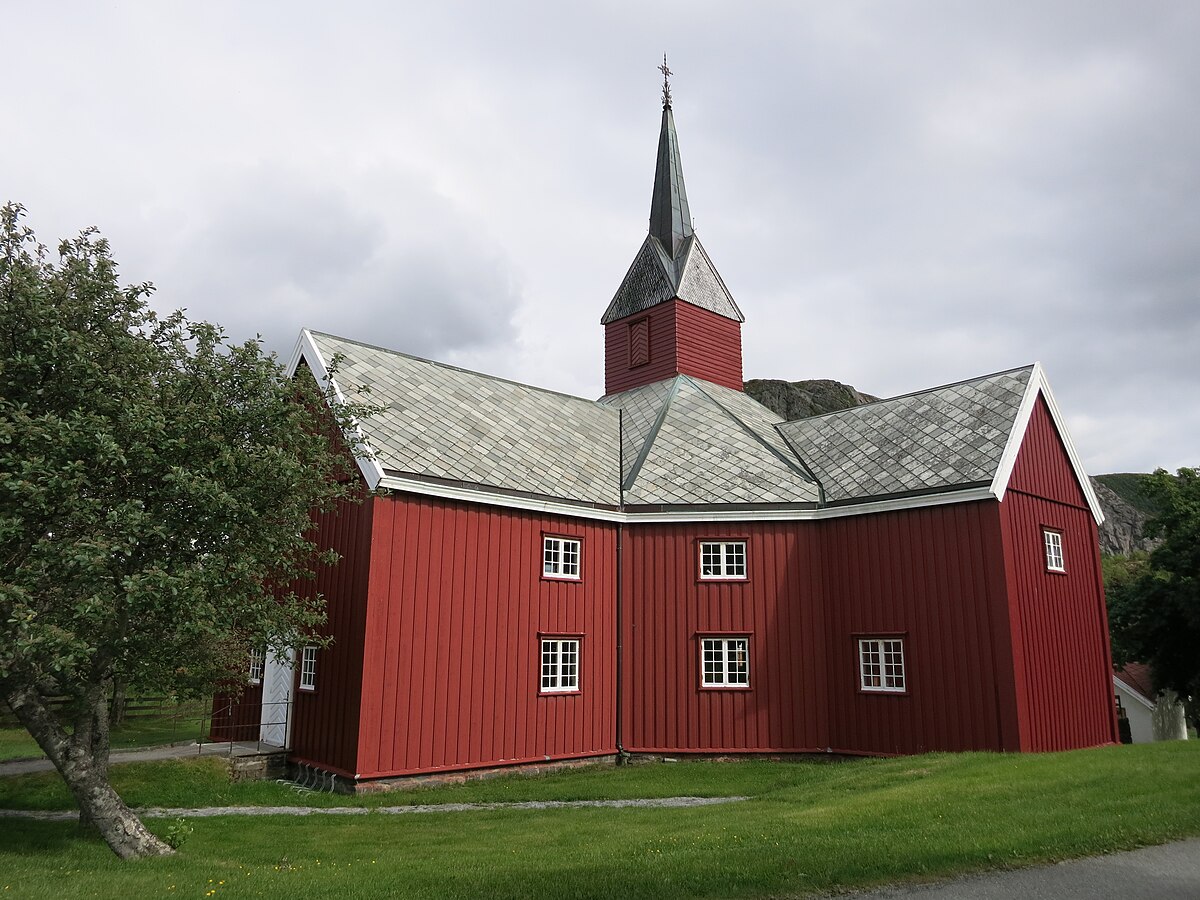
699, 541, 747, 580
701, 636, 750, 687
248, 648, 265, 685
543, 536, 581, 579
1043, 529, 1065, 572
299, 646, 317, 691
859, 638, 906, 693
540, 638, 580, 693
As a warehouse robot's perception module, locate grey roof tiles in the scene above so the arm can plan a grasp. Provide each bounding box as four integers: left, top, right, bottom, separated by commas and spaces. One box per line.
308, 329, 1035, 513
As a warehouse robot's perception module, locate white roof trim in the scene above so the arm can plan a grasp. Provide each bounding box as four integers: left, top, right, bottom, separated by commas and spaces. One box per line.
287, 329, 387, 491
989, 362, 1104, 525
376, 475, 996, 524
1113, 675, 1155, 710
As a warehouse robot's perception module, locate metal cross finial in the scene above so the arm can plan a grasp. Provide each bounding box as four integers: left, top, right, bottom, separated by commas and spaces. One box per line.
659, 54, 673, 109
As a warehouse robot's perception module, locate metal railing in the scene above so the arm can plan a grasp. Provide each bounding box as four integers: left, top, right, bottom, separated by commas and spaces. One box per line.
201, 698, 292, 756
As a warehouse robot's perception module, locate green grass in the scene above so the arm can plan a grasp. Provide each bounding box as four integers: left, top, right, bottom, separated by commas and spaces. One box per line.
0, 704, 208, 762
1095, 472, 1163, 516
1, 742, 1199, 898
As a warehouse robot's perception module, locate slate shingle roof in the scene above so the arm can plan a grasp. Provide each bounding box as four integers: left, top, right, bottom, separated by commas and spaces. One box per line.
306, 330, 1037, 514
308, 332, 621, 506
777, 367, 1033, 504
600, 235, 744, 324
601, 375, 819, 506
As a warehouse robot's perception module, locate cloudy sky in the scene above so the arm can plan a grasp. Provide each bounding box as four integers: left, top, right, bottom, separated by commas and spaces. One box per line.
6, 2, 1197, 474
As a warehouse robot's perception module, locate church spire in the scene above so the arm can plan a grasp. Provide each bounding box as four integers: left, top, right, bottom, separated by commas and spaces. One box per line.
648, 55, 692, 258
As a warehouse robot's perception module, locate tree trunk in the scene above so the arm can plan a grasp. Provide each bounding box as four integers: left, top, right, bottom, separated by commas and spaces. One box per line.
110, 679, 127, 728
4, 680, 174, 859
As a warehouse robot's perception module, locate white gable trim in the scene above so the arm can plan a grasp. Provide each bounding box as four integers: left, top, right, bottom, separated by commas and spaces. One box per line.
286, 329, 387, 491
375, 474, 995, 524
1114, 675, 1156, 710
989, 362, 1105, 525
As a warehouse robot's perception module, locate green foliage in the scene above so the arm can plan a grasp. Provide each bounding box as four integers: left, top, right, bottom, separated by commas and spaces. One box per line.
0, 200, 370, 708
1094, 472, 1164, 517
1105, 467, 1200, 715
1, 745, 1199, 898
162, 817, 192, 850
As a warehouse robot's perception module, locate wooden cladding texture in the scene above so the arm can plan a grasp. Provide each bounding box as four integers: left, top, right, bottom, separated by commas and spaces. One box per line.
356, 495, 617, 779
621, 503, 1022, 756
287, 497, 375, 776
1001, 397, 1118, 751
621, 522, 830, 753
605, 299, 743, 394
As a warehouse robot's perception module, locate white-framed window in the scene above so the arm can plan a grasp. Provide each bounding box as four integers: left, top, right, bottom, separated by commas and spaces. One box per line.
248, 648, 265, 685
700, 636, 750, 687
699, 541, 747, 580
299, 646, 317, 691
540, 638, 580, 693
859, 638, 906, 693
1043, 529, 1065, 572
543, 536, 582, 580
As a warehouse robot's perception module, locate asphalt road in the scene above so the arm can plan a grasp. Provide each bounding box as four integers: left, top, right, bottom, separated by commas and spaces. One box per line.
851, 839, 1200, 899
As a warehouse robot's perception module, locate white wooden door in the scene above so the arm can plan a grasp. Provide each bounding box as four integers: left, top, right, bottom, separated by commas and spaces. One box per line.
259, 648, 295, 747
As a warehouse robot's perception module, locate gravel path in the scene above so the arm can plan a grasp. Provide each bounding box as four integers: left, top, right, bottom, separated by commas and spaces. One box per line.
0, 795, 748, 821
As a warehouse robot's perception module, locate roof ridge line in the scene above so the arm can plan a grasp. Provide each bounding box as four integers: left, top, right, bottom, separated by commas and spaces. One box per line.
774, 426, 827, 506
307, 330, 615, 411
622, 376, 684, 492
685, 377, 817, 485
779, 363, 1036, 426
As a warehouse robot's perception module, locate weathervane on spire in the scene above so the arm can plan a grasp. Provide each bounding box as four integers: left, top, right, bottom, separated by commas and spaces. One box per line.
659, 54, 673, 109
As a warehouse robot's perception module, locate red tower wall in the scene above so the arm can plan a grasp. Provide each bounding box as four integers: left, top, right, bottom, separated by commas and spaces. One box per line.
605, 299, 743, 395
354, 494, 618, 779
999, 396, 1119, 751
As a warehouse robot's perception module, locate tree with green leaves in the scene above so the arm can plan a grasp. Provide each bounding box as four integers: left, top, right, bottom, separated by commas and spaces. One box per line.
1106, 467, 1200, 733
0, 203, 370, 859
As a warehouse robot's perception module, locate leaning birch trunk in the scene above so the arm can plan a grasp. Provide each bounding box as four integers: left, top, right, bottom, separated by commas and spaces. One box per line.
4, 681, 174, 859
1152, 689, 1189, 741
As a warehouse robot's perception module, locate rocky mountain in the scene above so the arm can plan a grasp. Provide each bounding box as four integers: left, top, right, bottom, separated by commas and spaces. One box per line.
744, 378, 1156, 557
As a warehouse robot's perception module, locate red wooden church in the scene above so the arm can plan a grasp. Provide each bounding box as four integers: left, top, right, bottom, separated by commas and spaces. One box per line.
217, 88, 1118, 784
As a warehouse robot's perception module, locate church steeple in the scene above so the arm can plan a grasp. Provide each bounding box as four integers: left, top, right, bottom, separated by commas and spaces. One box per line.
601, 63, 745, 397
648, 58, 693, 259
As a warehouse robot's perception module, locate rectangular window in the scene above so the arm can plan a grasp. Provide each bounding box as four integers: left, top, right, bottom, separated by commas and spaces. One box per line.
543, 536, 581, 580
540, 638, 580, 693
700, 637, 750, 687
1044, 529, 1065, 572
699, 541, 747, 580
859, 638, 906, 693
248, 648, 265, 685
299, 646, 317, 691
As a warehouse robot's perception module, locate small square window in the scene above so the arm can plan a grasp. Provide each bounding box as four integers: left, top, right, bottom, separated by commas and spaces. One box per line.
859, 638, 905, 693
248, 649, 265, 685
700, 637, 750, 687
543, 536, 581, 580
699, 541, 747, 580
1043, 529, 1065, 572
540, 638, 580, 693
299, 646, 317, 691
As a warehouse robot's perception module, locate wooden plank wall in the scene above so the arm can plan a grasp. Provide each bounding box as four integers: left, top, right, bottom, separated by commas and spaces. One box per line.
355, 495, 618, 779
604, 299, 742, 395
620, 522, 831, 752
287, 497, 375, 776
1000, 397, 1119, 751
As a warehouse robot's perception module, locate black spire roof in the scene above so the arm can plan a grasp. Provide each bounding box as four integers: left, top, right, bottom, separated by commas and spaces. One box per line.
648, 104, 693, 259
601, 83, 744, 326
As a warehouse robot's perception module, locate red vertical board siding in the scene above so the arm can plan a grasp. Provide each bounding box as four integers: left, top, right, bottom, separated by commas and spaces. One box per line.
287, 496, 374, 776
1000, 397, 1118, 751
209, 682, 263, 742
819, 502, 1016, 755
621, 506, 1020, 756
356, 494, 617, 778
605, 300, 743, 395
621, 522, 830, 753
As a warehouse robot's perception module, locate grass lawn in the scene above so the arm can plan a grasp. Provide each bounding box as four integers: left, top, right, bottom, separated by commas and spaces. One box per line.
1, 742, 1199, 898
0, 703, 208, 762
